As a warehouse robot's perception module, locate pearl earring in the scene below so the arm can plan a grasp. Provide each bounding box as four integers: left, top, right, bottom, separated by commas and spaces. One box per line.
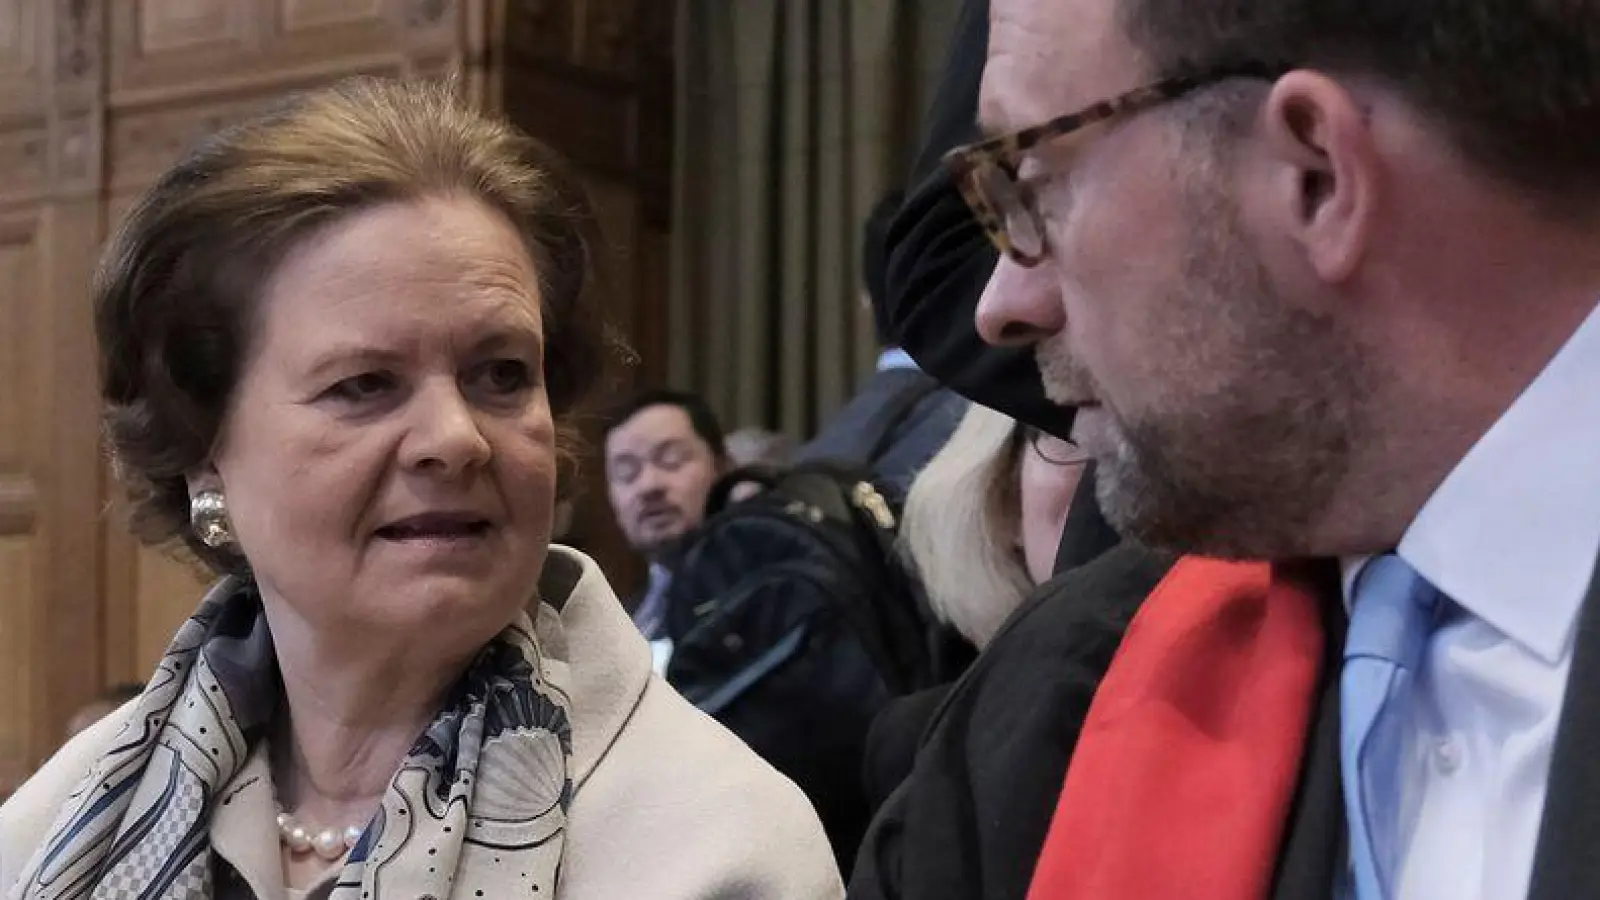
190, 490, 235, 548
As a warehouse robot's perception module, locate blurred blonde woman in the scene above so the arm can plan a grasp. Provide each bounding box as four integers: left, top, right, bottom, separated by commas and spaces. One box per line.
900, 404, 1089, 648
862, 404, 1088, 810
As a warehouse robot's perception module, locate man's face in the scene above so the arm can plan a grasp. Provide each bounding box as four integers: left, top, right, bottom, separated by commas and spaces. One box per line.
605, 405, 724, 558
974, 0, 1368, 557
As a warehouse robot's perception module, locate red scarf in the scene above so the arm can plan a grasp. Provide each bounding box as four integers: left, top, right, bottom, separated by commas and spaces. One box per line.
1026, 557, 1326, 900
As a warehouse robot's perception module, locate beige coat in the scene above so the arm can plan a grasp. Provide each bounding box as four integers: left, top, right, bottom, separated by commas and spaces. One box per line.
0, 546, 843, 899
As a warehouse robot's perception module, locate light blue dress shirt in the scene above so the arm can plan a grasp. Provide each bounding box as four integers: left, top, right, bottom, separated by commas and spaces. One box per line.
632, 564, 675, 675
1340, 299, 1600, 898
876, 347, 918, 372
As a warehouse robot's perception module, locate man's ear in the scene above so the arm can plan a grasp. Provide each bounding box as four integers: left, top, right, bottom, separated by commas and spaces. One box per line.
1258, 71, 1380, 284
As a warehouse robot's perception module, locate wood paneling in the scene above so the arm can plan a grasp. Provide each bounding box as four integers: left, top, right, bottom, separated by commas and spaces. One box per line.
0, 477, 36, 536
0, 127, 45, 209
136, 0, 250, 54
0, 0, 38, 89
280, 0, 385, 33
0, 535, 37, 779
0, 195, 48, 779
132, 548, 206, 674
106, 93, 282, 193
0, 210, 40, 779
503, 0, 574, 64
101, 493, 208, 687
109, 0, 440, 107
0, 217, 36, 470
0, 0, 674, 770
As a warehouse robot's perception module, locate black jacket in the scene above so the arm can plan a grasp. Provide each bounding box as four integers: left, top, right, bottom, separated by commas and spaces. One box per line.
792, 367, 966, 499
848, 543, 1177, 900
863, 0, 1600, 894
880, 0, 1074, 443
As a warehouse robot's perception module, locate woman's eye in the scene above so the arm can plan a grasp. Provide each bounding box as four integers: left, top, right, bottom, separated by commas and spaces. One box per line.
475, 359, 535, 394
326, 372, 394, 403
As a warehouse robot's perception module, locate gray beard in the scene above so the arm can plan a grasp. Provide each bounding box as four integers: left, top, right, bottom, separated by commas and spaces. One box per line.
1054, 172, 1366, 558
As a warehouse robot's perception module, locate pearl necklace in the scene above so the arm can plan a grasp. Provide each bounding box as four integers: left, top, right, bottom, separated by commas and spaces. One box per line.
275, 806, 365, 861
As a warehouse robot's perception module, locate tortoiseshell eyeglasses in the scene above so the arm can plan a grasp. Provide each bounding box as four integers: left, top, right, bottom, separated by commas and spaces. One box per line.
943, 62, 1289, 267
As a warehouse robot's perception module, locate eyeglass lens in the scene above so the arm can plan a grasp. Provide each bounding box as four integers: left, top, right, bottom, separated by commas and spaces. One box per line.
977, 163, 1044, 259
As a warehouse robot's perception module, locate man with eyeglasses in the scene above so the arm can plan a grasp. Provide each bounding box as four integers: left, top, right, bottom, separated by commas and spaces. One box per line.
864, 1, 1600, 899
850, 3, 1176, 898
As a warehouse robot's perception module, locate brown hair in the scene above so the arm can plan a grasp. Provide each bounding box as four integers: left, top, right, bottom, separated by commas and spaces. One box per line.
97, 76, 615, 574
1122, 0, 1600, 216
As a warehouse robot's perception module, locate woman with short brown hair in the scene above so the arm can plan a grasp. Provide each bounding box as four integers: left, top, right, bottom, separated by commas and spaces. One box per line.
0, 77, 839, 900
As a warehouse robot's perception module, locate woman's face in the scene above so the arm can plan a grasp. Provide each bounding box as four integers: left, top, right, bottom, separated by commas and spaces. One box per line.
1017, 429, 1088, 585
201, 195, 558, 659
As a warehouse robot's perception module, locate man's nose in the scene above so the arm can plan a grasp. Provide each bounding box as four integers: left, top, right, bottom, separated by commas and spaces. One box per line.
975, 258, 1066, 347
633, 466, 670, 500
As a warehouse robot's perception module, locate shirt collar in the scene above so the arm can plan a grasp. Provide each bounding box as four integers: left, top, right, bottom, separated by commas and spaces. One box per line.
648, 562, 672, 592
876, 347, 918, 372
1372, 300, 1600, 664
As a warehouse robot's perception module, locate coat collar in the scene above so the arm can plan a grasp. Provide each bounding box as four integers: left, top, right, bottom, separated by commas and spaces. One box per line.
535, 545, 655, 790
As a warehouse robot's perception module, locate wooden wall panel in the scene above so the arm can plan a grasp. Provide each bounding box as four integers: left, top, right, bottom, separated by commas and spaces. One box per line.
135, 0, 252, 55
131, 549, 205, 676
105, 92, 283, 194
0, 218, 36, 470
0, 535, 36, 782
0, 1, 61, 775
0, 0, 40, 111
0, 0, 45, 216
23, 0, 114, 760
0, 125, 46, 211
34, 201, 113, 762
99, 490, 209, 687
109, 0, 446, 108
0, 213, 41, 786
0, 202, 51, 775
280, 0, 386, 33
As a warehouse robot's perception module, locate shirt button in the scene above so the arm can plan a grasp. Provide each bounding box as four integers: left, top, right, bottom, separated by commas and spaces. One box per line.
1435, 739, 1463, 775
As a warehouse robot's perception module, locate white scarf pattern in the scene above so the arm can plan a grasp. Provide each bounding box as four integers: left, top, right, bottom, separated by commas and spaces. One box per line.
9, 576, 573, 900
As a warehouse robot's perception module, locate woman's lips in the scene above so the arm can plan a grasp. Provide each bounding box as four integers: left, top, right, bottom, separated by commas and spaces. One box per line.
374, 511, 494, 543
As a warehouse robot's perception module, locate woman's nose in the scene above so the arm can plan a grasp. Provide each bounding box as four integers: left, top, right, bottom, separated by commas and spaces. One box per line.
975, 258, 1067, 347
402, 382, 492, 477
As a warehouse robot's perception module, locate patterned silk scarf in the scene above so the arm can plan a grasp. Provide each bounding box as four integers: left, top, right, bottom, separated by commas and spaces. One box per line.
10, 576, 574, 900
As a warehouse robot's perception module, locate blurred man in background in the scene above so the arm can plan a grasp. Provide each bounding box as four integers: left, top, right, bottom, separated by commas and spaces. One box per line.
792, 191, 966, 498
603, 389, 730, 652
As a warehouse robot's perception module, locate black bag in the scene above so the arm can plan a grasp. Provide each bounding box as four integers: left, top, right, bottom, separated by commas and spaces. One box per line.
660, 378, 959, 871
665, 461, 939, 697
659, 461, 920, 871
